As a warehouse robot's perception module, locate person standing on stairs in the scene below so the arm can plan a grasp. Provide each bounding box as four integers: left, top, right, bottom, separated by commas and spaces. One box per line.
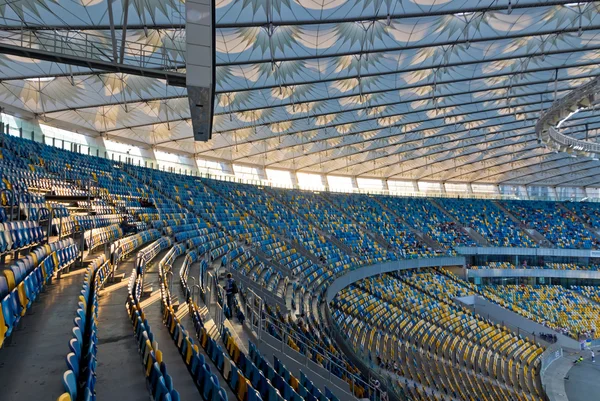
224, 273, 237, 318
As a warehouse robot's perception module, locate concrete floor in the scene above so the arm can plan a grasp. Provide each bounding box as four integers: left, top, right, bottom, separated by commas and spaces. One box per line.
564, 358, 600, 401
140, 252, 203, 401
95, 259, 148, 401
0, 267, 87, 401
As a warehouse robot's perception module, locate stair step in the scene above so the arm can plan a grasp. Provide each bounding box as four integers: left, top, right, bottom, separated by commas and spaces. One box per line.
108, 273, 126, 283
141, 286, 153, 297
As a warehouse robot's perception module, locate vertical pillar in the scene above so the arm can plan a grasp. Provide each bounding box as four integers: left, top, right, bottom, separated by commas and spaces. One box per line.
290, 172, 299, 189
322, 174, 329, 191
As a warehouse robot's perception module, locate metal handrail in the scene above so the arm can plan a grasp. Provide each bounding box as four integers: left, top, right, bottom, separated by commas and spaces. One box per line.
0, 29, 184, 70
0, 189, 14, 221
242, 287, 379, 399
537, 74, 600, 155
325, 304, 408, 401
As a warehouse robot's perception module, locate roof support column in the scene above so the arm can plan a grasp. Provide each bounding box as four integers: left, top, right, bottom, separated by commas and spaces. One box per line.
382, 179, 389, 194
107, 0, 119, 63
322, 175, 330, 192
119, 0, 130, 64
186, 0, 215, 142
412, 180, 419, 194
290, 172, 299, 190
350, 176, 359, 193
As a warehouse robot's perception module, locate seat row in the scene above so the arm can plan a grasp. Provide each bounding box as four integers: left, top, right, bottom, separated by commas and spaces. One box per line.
0, 238, 78, 348
84, 224, 123, 251
470, 261, 600, 271
153, 242, 232, 401
126, 292, 181, 401
0, 220, 44, 253
332, 270, 544, 400
481, 284, 600, 338
60, 255, 107, 401
124, 232, 183, 401
226, 329, 342, 401
177, 246, 342, 401
501, 200, 598, 249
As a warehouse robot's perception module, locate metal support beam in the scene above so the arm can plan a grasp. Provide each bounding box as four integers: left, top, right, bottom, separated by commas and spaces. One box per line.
0, 42, 186, 87
107, 0, 119, 64
214, 1, 595, 28
120, 0, 130, 64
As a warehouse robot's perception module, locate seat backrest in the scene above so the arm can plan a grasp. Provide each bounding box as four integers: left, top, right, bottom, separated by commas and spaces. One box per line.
66, 352, 79, 377
56, 393, 72, 401
0, 276, 8, 299
62, 370, 77, 401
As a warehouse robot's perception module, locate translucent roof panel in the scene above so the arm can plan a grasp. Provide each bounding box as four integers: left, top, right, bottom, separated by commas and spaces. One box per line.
1, 0, 600, 185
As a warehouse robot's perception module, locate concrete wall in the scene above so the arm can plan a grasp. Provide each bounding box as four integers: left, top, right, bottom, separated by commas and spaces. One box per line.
456, 246, 600, 258
256, 332, 356, 401
467, 268, 600, 280
325, 256, 465, 303
444, 265, 466, 279
455, 295, 579, 348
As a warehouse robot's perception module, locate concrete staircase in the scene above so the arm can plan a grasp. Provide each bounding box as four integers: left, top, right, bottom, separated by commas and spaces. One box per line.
462, 227, 491, 247
265, 188, 359, 258
371, 197, 445, 251
494, 201, 553, 247
319, 192, 400, 253
200, 180, 321, 269
428, 199, 489, 246
557, 202, 600, 244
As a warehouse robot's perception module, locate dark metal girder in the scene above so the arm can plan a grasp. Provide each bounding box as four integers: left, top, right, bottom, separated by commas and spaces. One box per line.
448, 153, 561, 182
339, 135, 542, 178
100, 117, 190, 133
216, 73, 600, 116
266, 121, 535, 170
0, 23, 184, 31
448, 155, 588, 184
135, 92, 549, 145
218, 45, 600, 93
415, 126, 600, 180
216, 25, 600, 66
214, 1, 594, 28
576, 174, 600, 187
418, 138, 600, 181
415, 144, 546, 181
0, 42, 186, 87
499, 158, 593, 184
226, 98, 555, 162
329, 114, 600, 177
45, 94, 186, 114
523, 162, 600, 185
438, 130, 600, 182
217, 87, 565, 144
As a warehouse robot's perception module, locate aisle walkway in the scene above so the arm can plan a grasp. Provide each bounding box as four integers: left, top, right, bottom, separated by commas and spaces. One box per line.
171, 256, 238, 401
95, 258, 147, 401
141, 252, 201, 401
0, 267, 88, 401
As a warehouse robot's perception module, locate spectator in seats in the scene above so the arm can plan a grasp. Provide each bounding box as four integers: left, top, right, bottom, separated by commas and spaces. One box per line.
297, 313, 305, 329
120, 216, 137, 235
223, 273, 237, 318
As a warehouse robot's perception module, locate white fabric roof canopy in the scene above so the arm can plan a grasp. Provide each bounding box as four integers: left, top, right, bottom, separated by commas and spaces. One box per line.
1, 0, 600, 186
